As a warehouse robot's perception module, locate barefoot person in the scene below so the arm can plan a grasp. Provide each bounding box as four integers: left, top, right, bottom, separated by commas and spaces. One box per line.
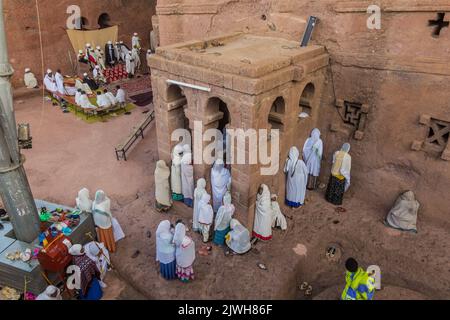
284, 146, 308, 208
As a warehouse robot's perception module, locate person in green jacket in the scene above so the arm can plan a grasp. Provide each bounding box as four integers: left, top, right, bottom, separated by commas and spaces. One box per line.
341, 258, 376, 300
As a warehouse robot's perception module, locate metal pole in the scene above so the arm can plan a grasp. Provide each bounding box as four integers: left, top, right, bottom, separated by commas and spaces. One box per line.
0, 0, 40, 243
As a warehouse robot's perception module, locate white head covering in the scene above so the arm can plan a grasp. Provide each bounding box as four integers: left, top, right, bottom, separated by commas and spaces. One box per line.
134, 33, 138, 36
215, 192, 235, 231
226, 219, 251, 254
147, 49, 152, 53
96, 46, 101, 50
83, 73, 88, 77
181, 152, 192, 165
182, 144, 191, 154
92, 190, 113, 229
285, 146, 300, 174
36, 285, 62, 300
386, 191, 420, 232
69, 244, 84, 256
199, 193, 214, 225
86, 43, 91, 47
211, 159, 231, 212
302, 128, 323, 177
342, 143, 351, 153
107, 40, 112, 45
25, 68, 31, 73
173, 223, 186, 247
95, 65, 100, 69
76, 188, 92, 212
156, 220, 176, 264
46, 69, 52, 74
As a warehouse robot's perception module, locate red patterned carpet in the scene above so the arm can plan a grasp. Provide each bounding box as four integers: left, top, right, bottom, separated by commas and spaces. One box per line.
104, 64, 128, 83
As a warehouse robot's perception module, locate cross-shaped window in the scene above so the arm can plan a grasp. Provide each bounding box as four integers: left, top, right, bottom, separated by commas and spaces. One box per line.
428, 12, 449, 37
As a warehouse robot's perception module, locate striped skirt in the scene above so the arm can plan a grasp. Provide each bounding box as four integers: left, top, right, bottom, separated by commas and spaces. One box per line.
160, 260, 177, 280
325, 175, 346, 206
213, 228, 230, 246
97, 227, 116, 253
176, 265, 195, 283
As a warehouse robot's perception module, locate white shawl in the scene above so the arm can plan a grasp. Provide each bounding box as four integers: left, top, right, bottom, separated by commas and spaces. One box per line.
253, 184, 273, 239
193, 179, 207, 232
386, 191, 420, 232
303, 128, 323, 177
76, 188, 92, 212
155, 160, 172, 207
284, 147, 309, 204
198, 193, 214, 225
171, 145, 183, 195
173, 223, 195, 268
211, 159, 231, 213
226, 219, 251, 254
156, 220, 176, 264
181, 153, 194, 200
215, 193, 235, 231
271, 196, 287, 231
92, 190, 112, 229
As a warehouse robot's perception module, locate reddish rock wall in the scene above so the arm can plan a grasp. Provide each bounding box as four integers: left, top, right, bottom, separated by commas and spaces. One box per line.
155, 0, 450, 228
3, 0, 156, 87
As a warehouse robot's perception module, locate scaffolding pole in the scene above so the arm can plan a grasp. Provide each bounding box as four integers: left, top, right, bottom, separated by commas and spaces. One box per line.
0, 0, 40, 243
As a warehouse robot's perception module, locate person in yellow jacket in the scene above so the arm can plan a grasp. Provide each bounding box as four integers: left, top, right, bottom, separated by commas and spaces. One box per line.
341, 258, 376, 300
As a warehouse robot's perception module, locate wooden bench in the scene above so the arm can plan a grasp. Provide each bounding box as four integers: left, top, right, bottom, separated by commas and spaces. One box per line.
115, 110, 155, 161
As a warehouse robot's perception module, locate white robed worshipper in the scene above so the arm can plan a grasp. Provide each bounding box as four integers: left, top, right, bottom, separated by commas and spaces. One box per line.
253, 184, 273, 241
79, 91, 96, 110
284, 146, 309, 208
303, 128, 324, 190
96, 91, 112, 108
55, 70, 67, 95
104, 89, 117, 106
173, 223, 196, 283
75, 79, 92, 95
325, 143, 352, 206
211, 159, 231, 213
154, 160, 172, 212
115, 85, 126, 107
76, 188, 92, 212
385, 191, 420, 233
146, 49, 153, 71
125, 51, 135, 77
43, 69, 57, 93
93, 66, 107, 84
95, 46, 106, 70
132, 33, 141, 50
271, 195, 287, 231
132, 46, 141, 71
114, 42, 121, 62
36, 285, 62, 301
119, 41, 130, 61
198, 193, 214, 243
193, 178, 207, 233
84, 241, 110, 288
225, 219, 251, 255
181, 152, 195, 208
24, 68, 38, 89
156, 220, 177, 280
75, 89, 82, 106
92, 190, 125, 253
171, 144, 184, 201
213, 193, 235, 245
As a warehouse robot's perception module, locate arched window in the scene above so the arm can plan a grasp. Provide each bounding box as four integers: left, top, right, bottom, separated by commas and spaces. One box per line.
206, 97, 230, 132
98, 13, 112, 29
268, 96, 285, 131
299, 83, 315, 117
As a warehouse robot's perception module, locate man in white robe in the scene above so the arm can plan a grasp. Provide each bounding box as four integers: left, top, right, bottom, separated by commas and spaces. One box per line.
119, 41, 130, 61
132, 46, 141, 72
198, 193, 214, 243
114, 42, 121, 62
211, 159, 231, 213
132, 33, 141, 50
96, 91, 111, 109
193, 178, 207, 233
171, 145, 184, 201
181, 153, 194, 208
146, 49, 153, 72
43, 69, 57, 93
115, 85, 126, 108
253, 184, 273, 241
303, 128, 323, 190
93, 65, 107, 85
79, 91, 97, 110
24, 68, 38, 89
284, 146, 309, 208
103, 89, 117, 106
75, 79, 92, 95
75, 89, 83, 106
125, 51, 135, 78
84, 241, 110, 288
36, 285, 62, 301
95, 46, 106, 70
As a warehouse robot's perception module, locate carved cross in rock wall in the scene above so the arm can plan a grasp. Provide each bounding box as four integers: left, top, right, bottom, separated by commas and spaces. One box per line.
411, 115, 450, 161
428, 12, 449, 37
333, 99, 370, 140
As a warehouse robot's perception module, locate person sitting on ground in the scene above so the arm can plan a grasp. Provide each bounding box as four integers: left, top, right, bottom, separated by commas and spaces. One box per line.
24, 68, 38, 89
36, 285, 62, 300
384, 191, 420, 233
84, 241, 111, 288
75, 89, 83, 106
341, 258, 375, 301
78, 91, 97, 110
115, 85, 126, 109
83, 72, 99, 91
225, 219, 251, 255
93, 65, 107, 85
104, 88, 117, 107
96, 90, 111, 109
43, 69, 57, 93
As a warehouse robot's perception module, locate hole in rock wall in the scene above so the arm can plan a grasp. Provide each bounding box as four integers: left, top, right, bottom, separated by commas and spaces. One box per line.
299, 83, 315, 117
268, 96, 285, 132
98, 13, 112, 29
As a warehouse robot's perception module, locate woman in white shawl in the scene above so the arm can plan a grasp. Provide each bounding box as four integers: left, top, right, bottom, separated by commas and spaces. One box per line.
84, 241, 110, 288
271, 194, 287, 231
156, 220, 177, 280
76, 188, 92, 212
154, 160, 172, 212
181, 152, 194, 208
198, 193, 214, 243
253, 184, 273, 241
24, 68, 38, 89
325, 143, 352, 205
173, 223, 196, 283
214, 193, 235, 245
225, 219, 251, 255
193, 178, 207, 233
384, 191, 420, 233
303, 128, 323, 190
211, 159, 231, 213
171, 145, 184, 201
92, 190, 125, 253
284, 146, 309, 208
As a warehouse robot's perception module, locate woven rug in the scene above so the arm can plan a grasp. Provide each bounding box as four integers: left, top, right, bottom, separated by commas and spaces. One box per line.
65, 102, 136, 123
104, 64, 128, 83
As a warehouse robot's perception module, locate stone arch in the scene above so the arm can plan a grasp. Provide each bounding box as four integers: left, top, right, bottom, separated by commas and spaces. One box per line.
299, 82, 316, 118
205, 96, 230, 132
98, 13, 112, 29
166, 84, 190, 147
268, 96, 286, 132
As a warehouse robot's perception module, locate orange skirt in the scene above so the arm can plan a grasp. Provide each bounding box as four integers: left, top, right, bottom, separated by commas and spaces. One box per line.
97, 227, 116, 253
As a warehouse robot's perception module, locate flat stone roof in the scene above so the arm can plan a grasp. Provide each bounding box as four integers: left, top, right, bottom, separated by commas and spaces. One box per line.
155, 33, 326, 79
